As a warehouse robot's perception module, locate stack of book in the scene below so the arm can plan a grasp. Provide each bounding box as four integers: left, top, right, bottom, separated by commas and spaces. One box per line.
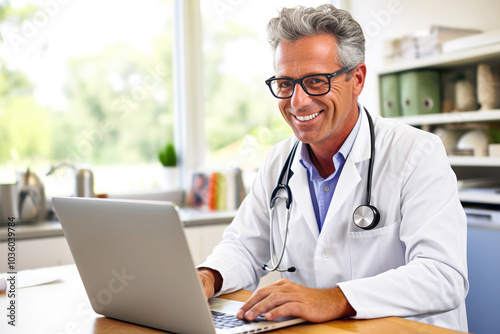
187, 168, 246, 211
384, 26, 481, 62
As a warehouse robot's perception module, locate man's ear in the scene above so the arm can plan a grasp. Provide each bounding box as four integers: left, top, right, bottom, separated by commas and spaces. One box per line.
352, 63, 367, 97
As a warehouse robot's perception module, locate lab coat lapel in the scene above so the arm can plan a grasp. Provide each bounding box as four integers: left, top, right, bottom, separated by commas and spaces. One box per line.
323, 155, 361, 227
288, 144, 320, 240
322, 109, 372, 229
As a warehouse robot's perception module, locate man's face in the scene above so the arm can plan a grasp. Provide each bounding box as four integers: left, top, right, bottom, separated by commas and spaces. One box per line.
274, 34, 365, 150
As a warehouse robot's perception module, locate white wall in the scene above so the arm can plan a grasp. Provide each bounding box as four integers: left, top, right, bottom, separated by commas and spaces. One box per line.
346, 0, 500, 114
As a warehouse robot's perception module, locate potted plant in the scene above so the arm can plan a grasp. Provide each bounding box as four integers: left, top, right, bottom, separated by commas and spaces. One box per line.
158, 142, 179, 191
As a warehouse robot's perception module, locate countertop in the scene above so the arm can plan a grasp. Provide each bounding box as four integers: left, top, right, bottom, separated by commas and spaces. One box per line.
0, 208, 237, 242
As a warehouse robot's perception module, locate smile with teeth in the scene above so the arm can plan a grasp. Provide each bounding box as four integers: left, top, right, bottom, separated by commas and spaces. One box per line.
295, 111, 321, 122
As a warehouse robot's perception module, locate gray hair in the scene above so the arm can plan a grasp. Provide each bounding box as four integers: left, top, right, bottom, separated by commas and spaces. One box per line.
267, 4, 365, 74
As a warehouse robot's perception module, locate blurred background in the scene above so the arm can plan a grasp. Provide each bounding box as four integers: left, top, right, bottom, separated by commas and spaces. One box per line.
2, 2, 500, 332
0, 0, 499, 196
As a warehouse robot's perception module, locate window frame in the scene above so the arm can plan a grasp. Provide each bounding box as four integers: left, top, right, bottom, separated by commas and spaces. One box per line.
174, 0, 205, 189
174, 0, 343, 189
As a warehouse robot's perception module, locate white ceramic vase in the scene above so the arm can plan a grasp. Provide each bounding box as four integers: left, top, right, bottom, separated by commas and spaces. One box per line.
455, 80, 476, 111
160, 167, 179, 191
477, 63, 496, 111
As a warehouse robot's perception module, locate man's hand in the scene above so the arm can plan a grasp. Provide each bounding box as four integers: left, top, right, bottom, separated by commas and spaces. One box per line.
197, 268, 222, 299
236, 278, 356, 323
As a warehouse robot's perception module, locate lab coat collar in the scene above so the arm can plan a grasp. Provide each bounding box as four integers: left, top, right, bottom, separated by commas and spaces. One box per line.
349, 106, 373, 164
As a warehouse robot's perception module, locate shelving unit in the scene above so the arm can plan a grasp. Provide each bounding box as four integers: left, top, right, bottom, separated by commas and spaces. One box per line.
379, 42, 500, 205
379, 35, 500, 334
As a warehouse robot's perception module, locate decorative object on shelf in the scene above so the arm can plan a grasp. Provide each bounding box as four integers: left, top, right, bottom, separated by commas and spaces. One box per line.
379, 74, 401, 117
399, 70, 440, 116
17, 168, 46, 222
477, 63, 496, 111
432, 127, 462, 155
76, 169, 95, 197
489, 144, 500, 157
186, 172, 209, 209
454, 79, 477, 111
456, 129, 490, 157
158, 141, 179, 191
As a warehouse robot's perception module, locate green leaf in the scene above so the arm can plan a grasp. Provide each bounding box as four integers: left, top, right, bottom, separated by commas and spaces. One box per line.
158, 142, 177, 166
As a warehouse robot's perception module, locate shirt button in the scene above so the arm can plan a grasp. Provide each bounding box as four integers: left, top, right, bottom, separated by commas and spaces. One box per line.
321, 249, 331, 258
323, 185, 330, 192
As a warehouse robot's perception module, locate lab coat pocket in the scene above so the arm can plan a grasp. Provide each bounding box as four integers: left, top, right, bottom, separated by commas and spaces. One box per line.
348, 222, 404, 279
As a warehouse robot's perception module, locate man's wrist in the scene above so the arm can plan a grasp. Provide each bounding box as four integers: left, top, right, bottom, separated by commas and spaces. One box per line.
331, 286, 356, 319
197, 267, 223, 293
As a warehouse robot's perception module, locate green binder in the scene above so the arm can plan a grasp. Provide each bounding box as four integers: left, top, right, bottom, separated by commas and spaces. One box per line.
399, 70, 441, 116
379, 74, 401, 118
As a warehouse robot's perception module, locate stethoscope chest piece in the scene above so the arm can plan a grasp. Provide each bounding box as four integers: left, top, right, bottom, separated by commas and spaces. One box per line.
353, 204, 380, 230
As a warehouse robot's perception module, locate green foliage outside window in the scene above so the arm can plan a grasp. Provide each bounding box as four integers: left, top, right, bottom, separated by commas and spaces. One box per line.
0, 1, 291, 178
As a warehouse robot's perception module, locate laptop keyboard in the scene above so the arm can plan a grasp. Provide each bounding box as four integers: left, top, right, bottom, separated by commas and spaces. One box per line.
211, 311, 266, 329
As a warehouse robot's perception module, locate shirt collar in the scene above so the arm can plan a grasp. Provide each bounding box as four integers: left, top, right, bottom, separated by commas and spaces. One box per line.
299, 102, 363, 179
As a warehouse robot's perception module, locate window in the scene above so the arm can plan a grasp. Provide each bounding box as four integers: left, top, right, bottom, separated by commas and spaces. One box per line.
0, 0, 175, 195
1, 0, 337, 197
200, 0, 332, 173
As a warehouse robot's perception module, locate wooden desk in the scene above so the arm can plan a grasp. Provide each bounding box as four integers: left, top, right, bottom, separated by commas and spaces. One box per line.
0, 265, 463, 334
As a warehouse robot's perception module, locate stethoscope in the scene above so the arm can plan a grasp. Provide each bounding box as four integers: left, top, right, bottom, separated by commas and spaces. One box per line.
262, 108, 380, 273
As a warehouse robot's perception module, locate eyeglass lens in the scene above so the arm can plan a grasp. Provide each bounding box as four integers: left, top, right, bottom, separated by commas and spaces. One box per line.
270, 75, 330, 98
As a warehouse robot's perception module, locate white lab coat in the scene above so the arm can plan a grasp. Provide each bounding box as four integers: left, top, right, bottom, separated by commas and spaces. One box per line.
200, 110, 468, 332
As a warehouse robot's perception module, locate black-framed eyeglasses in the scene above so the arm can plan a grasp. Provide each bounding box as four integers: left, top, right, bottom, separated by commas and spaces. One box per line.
265, 66, 351, 99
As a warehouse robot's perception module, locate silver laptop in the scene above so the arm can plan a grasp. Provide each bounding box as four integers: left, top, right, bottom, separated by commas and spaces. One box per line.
52, 197, 305, 334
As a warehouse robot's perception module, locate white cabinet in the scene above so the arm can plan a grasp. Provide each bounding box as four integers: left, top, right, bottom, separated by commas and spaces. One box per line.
184, 223, 280, 288
0, 236, 74, 273
184, 224, 228, 266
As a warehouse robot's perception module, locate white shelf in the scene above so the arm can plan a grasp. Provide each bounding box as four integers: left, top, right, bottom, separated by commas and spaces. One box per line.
392, 110, 500, 126
459, 191, 500, 204
379, 42, 500, 75
449, 156, 500, 167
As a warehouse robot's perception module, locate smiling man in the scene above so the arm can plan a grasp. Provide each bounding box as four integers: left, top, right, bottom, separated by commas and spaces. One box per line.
197, 4, 468, 332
